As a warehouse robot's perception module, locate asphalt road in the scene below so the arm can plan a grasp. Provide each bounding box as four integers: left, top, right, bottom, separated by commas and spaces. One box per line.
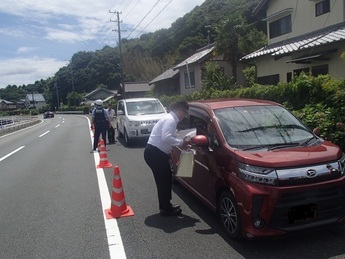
1, 114, 345, 259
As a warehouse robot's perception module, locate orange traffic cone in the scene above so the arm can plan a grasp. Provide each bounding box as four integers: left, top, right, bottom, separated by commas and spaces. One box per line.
91, 125, 94, 137
97, 140, 112, 168
105, 166, 134, 219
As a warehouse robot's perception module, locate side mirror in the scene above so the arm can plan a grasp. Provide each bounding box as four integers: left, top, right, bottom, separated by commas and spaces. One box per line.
313, 127, 320, 137
190, 135, 209, 147
117, 110, 124, 116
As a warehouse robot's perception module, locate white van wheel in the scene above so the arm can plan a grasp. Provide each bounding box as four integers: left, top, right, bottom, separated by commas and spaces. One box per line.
117, 124, 123, 138
124, 129, 131, 146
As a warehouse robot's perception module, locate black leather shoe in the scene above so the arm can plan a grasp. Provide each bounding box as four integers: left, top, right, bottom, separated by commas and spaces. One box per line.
160, 207, 182, 217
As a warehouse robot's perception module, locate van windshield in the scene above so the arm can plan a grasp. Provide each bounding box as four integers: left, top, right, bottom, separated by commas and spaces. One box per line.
126, 100, 166, 115
214, 105, 315, 150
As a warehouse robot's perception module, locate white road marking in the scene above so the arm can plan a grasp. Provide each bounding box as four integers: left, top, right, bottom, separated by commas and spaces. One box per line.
0, 146, 25, 162
39, 130, 50, 137
55, 124, 60, 128
87, 116, 127, 259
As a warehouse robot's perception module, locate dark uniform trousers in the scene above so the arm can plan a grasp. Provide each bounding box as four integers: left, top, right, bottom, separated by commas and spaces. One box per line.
144, 144, 172, 210
93, 108, 108, 150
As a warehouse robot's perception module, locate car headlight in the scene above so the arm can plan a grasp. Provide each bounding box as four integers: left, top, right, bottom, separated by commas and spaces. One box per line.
129, 121, 140, 127
339, 153, 345, 176
238, 162, 278, 186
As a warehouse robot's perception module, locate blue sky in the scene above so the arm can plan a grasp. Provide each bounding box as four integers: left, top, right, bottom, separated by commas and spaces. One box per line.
0, 0, 205, 88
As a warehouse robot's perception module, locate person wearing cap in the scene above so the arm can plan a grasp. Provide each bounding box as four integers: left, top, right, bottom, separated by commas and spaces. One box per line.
89, 103, 95, 114
91, 99, 110, 152
144, 100, 190, 216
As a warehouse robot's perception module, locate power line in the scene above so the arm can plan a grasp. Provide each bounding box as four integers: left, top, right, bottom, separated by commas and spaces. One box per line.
126, 0, 162, 39
135, 0, 173, 38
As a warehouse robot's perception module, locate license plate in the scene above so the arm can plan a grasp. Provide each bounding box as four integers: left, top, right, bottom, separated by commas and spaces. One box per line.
288, 204, 317, 224
141, 129, 150, 134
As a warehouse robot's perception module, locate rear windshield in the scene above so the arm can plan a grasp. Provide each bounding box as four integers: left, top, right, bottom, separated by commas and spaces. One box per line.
126, 100, 166, 115
214, 105, 314, 149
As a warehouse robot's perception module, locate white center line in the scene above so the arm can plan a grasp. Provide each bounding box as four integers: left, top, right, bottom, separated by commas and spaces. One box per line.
0, 146, 25, 162
39, 130, 50, 137
87, 116, 126, 259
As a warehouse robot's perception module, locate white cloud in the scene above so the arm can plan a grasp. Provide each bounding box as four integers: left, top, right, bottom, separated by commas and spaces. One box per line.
0, 0, 205, 88
16, 47, 39, 54
0, 57, 66, 87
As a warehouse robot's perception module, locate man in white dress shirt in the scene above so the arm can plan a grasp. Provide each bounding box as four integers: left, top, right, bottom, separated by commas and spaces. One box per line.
144, 100, 190, 216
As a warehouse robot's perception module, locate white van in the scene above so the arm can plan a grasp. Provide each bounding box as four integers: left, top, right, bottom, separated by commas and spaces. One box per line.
116, 98, 167, 145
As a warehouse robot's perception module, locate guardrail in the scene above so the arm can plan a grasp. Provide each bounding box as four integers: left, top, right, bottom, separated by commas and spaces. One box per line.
0, 116, 41, 134
55, 111, 84, 114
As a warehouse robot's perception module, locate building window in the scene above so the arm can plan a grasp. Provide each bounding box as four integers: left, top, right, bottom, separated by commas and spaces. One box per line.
312, 64, 328, 76
287, 72, 292, 82
257, 74, 280, 85
293, 68, 310, 77
315, 0, 330, 16
269, 15, 292, 39
184, 70, 196, 88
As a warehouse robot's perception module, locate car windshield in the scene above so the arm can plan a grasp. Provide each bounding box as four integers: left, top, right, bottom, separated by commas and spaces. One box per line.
126, 100, 166, 115
214, 105, 315, 150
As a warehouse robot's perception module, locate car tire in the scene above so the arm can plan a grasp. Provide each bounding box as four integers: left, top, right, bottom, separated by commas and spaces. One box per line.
217, 191, 242, 239
124, 129, 131, 146
117, 124, 123, 138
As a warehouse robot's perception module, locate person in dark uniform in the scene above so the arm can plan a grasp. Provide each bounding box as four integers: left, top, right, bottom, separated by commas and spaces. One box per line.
144, 100, 190, 216
91, 99, 110, 152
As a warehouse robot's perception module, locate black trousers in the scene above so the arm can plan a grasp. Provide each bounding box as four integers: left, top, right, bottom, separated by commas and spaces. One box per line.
144, 144, 172, 210
108, 126, 115, 143
93, 124, 107, 150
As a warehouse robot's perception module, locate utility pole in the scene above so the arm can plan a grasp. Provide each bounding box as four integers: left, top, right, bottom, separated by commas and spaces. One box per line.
110, 10, 126, 99
66, 59, 76, 106
54, 81, 60, 111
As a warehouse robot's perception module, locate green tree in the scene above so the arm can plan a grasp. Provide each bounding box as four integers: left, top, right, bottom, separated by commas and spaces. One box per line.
215, 14, 266, 80
202, 61, 235, 91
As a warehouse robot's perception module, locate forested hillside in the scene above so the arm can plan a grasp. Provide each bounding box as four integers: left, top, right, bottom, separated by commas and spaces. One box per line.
0, 0, 265, 108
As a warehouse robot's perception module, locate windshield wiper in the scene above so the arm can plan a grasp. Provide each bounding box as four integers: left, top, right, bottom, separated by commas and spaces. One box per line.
238, 124, 309, 133
301, 136, 318, 147
242, 142, 300, 151
267, 142, 300, 151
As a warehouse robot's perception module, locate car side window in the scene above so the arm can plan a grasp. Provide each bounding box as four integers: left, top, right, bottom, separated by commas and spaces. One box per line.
190, 115, 219, 148
118, 101, 124, 113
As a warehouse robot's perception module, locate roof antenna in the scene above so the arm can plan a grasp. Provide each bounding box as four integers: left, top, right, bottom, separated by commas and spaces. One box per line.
205, 25, 212, 45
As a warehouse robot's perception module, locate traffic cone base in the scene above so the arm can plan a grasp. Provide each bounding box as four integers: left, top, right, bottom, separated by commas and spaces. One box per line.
105, 166, 134, 219
105, 205, 134, 219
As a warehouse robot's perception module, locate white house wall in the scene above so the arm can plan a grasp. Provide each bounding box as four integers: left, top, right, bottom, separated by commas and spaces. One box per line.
179, 64, 203, 96
267, 0, 345, 45
329, 43, 345, 79
255, 42, 345, 82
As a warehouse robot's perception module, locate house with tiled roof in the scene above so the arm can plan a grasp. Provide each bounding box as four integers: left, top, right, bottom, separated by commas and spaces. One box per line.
123, 82, 152, 98
83, 88, 117, 106
26, 94, 46, 109
149, 68, 180, 96
241, 0, 345, 84
0, 99, 16, 111
150, 44, 243, 96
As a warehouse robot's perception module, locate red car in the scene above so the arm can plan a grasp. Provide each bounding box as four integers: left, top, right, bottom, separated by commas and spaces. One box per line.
171, 99, 345, 239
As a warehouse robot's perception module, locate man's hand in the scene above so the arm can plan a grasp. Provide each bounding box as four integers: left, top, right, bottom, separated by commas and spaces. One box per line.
181, 137, 191, 149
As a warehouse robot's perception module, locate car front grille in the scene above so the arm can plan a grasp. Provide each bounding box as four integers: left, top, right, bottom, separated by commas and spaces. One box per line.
276, 161, 341, 186
140, 120, 158, 125
269, 186, 345, 230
